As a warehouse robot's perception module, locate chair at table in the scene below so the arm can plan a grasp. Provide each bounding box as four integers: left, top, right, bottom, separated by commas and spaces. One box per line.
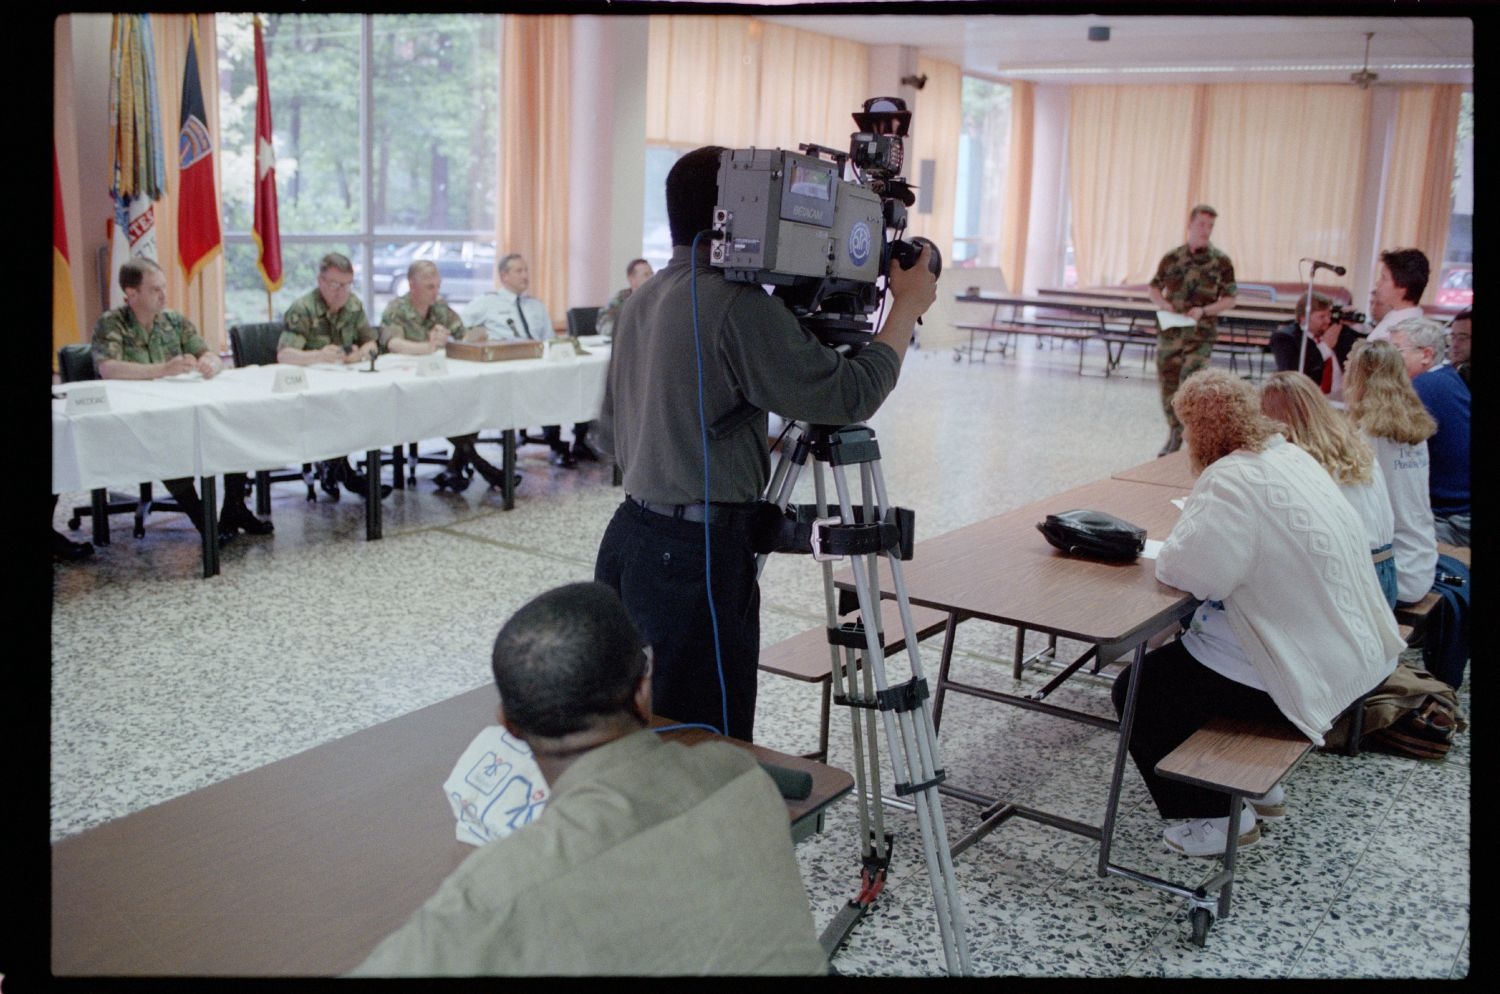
566, 306, 599, 338
372, 325, 453, 489
58, 343, 189, 544
228, 322, 318, 507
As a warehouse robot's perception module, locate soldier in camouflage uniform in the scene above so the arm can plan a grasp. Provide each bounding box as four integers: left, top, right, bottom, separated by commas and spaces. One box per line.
91, 257, 273, 540
278, 253, 389, 500
594, 258, 653, 337
380, 260, 514, 493
1147, 205, 1238, 455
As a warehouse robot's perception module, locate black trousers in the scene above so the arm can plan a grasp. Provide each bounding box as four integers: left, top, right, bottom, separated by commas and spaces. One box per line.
595, 499, 760, 741
1110, 638, 1285, 819
162, 473, 251, 527
541, 423, 589, 452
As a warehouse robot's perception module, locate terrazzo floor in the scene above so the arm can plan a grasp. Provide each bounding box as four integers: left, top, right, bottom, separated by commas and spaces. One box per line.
49, 339, 1471, 978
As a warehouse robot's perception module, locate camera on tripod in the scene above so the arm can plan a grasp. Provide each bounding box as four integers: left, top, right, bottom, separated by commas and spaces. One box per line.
1330, 303, 1367, 326
710, 96, 941, 348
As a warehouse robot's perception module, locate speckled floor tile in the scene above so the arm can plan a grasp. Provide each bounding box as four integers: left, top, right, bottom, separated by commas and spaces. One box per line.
49, 347, 1469, 977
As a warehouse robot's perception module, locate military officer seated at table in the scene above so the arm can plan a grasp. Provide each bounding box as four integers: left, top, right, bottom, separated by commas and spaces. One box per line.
93, 257, 273, 543
380, 259, 513, 493
462, 253, 594, 468
276, 252, 391, 500
349, 582, 828, 976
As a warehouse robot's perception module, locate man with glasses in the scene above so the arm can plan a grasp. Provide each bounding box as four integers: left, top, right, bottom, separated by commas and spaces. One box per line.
1390, 317, 1469, 547
1449, 308, 1471, 388
278, 253, 390, 499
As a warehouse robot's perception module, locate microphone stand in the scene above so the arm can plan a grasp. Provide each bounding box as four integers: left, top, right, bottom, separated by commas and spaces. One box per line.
1297, 262, 1316, 379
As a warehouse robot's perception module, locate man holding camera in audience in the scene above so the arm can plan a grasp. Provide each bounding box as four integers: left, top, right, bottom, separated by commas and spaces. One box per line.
594, 145, 937, 742
93, 257, 272, 543
1270, 290, 1360, 400
1390, 317, 1470, 547
1367, 247, 1429, 342
463, 253, 592, 467
350, 582, 827, 976
277, 252, 390, 500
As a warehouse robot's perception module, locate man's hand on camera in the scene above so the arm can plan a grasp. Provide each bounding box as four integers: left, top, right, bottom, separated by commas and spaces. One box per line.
887, 243, 938, 316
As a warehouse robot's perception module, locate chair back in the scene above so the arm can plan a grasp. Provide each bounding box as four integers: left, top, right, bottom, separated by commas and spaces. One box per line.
566, 306, 599, 337
229, 322, 286, 367
58, 343, 98, 383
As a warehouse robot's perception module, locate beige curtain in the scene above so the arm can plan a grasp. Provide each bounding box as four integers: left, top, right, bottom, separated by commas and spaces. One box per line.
645, 15, 761, 148
1068, 85, 1199, 286
905, 57, 960, 261
146, 14, 228, 352
1379, 84, 1463, 300
1197, 84, 1370, 284
999, 79, 1033, 292
500, 15, 572, 326
55, 17, 88, 359
753, 22, 870, 151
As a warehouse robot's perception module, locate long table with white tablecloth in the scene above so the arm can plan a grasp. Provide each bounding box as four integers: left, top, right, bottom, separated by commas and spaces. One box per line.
52, 342, 612, 575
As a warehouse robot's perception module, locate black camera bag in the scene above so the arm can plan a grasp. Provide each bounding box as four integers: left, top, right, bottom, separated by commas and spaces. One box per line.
1036, 509, 1146, 561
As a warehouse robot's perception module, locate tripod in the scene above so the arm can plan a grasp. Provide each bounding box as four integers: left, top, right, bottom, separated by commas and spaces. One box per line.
761, 420, 971, 975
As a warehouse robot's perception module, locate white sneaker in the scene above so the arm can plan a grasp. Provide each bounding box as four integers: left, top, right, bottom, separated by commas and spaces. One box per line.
1163, 805, 1260, 857
1249, 783, 1287, 822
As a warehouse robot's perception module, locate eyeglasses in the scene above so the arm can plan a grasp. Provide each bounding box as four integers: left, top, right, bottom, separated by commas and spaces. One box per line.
320, 276, 355, 292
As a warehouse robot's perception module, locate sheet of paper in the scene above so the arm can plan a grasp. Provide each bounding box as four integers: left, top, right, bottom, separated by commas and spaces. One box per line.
1156, 310, 1197, 331
1140, 538, 1165, 560
1171, 498, 1186, 510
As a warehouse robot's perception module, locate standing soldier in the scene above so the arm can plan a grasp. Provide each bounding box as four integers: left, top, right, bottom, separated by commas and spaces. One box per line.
1147, 205, 1238, 455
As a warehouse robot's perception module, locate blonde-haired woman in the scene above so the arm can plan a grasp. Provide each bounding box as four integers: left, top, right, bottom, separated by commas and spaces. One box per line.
1343, 340, 1439, 606
1260, 371, 1398, 607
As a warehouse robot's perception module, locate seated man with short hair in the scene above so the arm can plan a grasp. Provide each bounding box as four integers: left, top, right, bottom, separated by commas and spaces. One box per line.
93, 257, 272, 542
1390, 316, 1470, 547
351, 581, 828, 976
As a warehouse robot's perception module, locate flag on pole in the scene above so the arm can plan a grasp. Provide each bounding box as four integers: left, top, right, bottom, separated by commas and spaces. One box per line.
252, 15, 283, 292
53, 143, 80, 350
107, 13, 166, 307
176, 14, 222, 284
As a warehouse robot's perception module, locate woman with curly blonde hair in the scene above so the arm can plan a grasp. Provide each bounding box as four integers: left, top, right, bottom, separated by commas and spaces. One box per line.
1343, 339, 1438, 606
1113, 370, 1402, 857
1260, 372, 1397, 607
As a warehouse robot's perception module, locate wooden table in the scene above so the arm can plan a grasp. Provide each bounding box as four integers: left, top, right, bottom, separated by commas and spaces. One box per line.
51, 687, 853, 976
1110, 450, 1198, 491
1038, 285, 1303, 316
832, 477, 1194, 869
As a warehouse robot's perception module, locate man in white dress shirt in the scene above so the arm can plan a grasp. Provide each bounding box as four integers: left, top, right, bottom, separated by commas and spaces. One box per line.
462, 254, 589, 467
1366, 248, 1429, 342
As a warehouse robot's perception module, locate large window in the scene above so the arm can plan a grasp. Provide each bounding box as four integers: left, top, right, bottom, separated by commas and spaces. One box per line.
1437, 90, 1473, 309
952, 77, 1010, 269
217, 13, 499, 329
640, 146, 685, 273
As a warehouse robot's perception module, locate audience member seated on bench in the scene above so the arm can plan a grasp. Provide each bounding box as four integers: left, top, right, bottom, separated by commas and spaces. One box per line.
1343, 340, 1439, 607
1260, 372, 1398, 608
1113, 371, 1404, 857
350, 582, 827, 977
1389, 317, 1470, 549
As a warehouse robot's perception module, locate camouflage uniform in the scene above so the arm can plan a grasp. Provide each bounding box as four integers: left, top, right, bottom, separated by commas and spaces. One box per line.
279, 289, 374, 352
1149, 243, 1237, 431
380, 294, 465, 345
594, 287, 632, 337
91, 306, 209, 366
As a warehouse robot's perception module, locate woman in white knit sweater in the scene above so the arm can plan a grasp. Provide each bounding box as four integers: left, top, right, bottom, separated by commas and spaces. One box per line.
1342, 339, 1440, 606
1260, 371, 1398, 608
1113, 370, 1404, 856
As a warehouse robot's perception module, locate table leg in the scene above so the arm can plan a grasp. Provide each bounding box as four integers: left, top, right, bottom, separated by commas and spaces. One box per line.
365, 449, 382, 540
1097, 638, 1147, 875
931, 612, 962, 733
392, 445, 406, 491
255, 470, 272, 516
200, 475, 220, 579
90, 488, 111, 546
502, 430, 517, 511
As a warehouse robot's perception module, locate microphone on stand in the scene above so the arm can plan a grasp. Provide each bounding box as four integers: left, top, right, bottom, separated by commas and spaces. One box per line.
1300, 258, 1347, 276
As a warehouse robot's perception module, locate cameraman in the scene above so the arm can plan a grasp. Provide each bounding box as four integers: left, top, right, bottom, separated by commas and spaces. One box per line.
1270, 291, 1360, 400
595, 145, 937, 742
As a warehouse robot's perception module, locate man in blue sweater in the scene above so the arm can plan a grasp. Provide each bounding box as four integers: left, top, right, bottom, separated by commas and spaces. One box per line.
1391, 317, 1470, 547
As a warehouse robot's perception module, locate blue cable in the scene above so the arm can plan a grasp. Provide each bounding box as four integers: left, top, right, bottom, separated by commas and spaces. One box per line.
651, 723, 723, 736
689, 230, 730, 738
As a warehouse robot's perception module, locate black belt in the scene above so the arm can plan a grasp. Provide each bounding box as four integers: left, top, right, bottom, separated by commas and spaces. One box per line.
629, 496, 761, 530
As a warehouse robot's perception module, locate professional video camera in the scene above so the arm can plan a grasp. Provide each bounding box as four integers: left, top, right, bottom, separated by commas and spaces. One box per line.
710, 96, 941, 348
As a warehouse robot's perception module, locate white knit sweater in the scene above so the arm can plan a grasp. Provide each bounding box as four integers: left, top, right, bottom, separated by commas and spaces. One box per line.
1157, 436, 1405, 743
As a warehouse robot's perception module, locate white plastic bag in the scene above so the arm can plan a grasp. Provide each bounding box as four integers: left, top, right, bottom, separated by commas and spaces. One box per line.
443, 725, 550, 846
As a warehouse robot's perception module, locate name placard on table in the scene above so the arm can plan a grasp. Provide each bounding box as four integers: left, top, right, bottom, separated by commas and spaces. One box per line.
64, 383, 111, 415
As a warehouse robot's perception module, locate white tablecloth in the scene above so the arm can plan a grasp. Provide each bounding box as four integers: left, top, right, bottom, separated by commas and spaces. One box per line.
52, 345, 611, 493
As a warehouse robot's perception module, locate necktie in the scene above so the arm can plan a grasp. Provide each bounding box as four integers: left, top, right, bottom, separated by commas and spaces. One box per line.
515, 297, 532, 339
1320, 352, 1335, 394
